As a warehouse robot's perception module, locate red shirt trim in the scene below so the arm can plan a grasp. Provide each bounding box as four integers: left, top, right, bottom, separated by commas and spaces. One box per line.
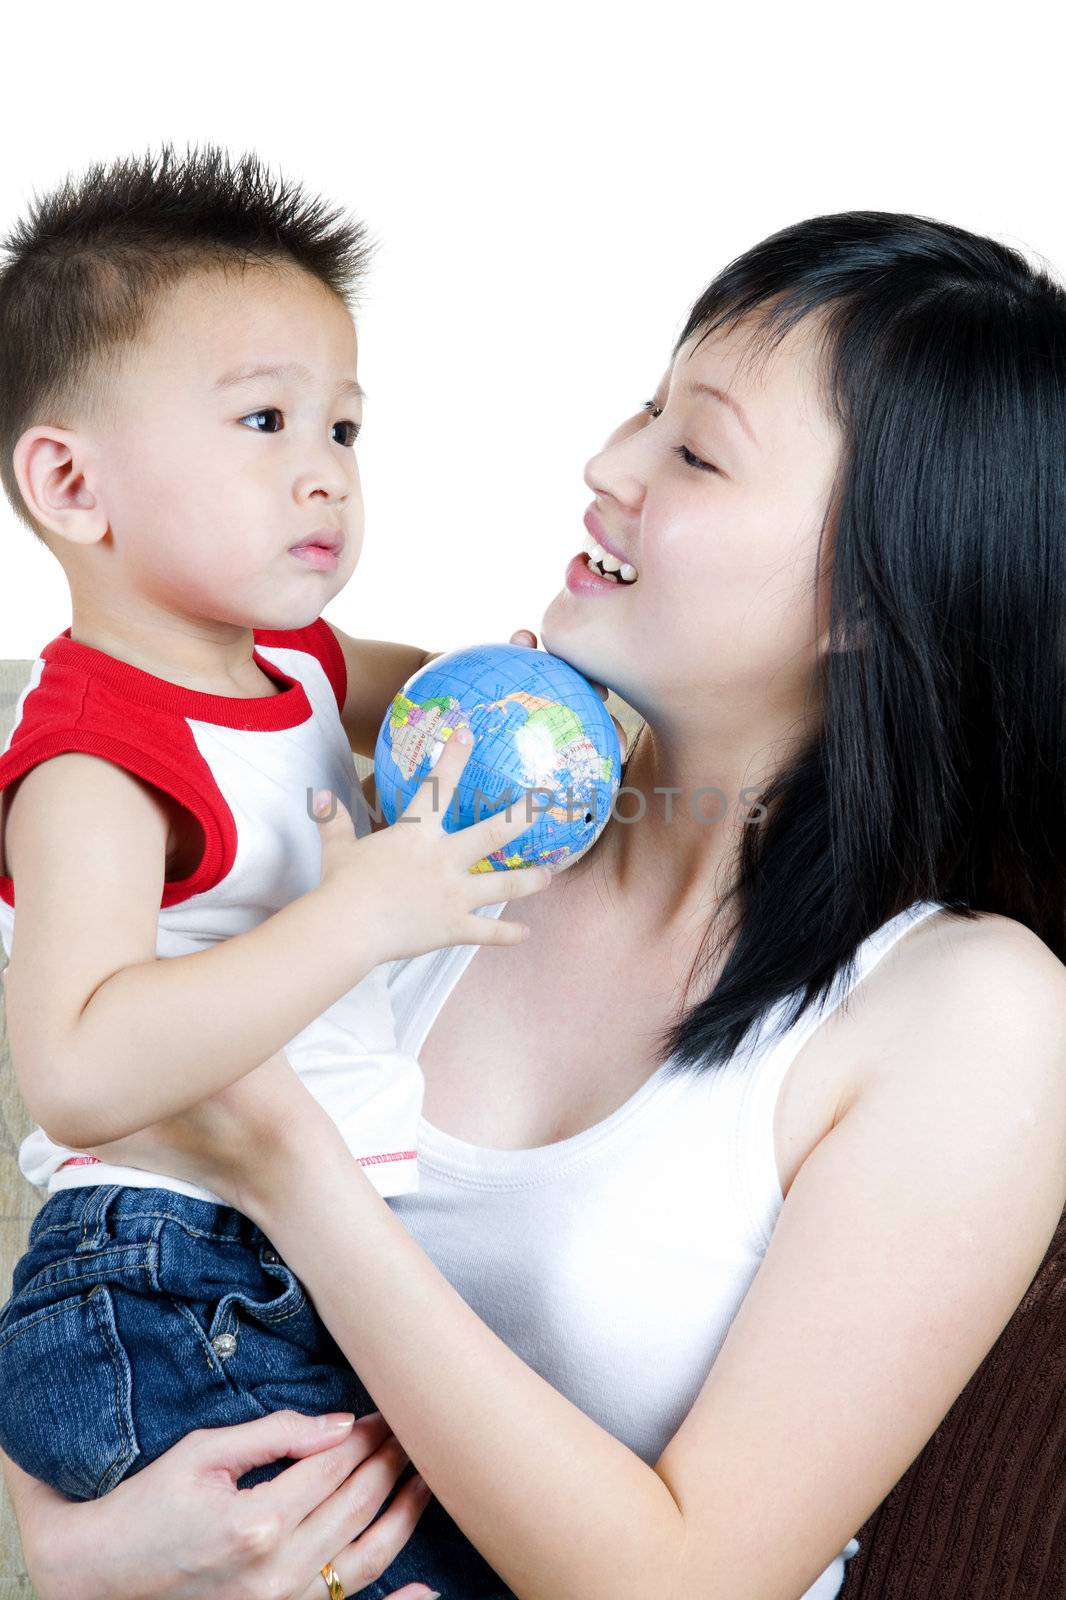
41, 629, 313, 730
0, 621, 344, 910
0, 724, 236, 909
254, 617, 347, 715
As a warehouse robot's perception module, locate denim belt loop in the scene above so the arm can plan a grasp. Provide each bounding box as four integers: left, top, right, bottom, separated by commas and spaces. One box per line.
75, 1185, 122, 1252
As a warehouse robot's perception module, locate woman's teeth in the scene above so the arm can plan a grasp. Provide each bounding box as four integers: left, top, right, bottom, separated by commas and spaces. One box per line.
584, 539, 639, 584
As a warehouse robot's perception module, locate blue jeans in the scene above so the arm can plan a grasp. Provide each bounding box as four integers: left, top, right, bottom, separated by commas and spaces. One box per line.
0, 1184, 513, 1597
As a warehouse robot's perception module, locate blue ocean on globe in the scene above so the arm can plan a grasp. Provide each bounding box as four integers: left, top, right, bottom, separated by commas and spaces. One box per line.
372, 643, 622, 872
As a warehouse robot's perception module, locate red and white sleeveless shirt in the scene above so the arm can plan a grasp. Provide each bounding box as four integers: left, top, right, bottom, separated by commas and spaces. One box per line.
0, 620, 421, 1203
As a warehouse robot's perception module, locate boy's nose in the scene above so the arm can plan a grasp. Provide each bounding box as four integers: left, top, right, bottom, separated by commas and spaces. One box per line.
297, 476, 352, 511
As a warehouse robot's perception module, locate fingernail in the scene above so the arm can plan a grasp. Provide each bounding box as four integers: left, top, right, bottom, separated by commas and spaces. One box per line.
312, 789, 332, 815
319, 1412, 355, 1431
457, 727, 472, 745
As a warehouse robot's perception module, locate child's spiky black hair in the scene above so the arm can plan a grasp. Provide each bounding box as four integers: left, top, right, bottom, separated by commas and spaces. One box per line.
0, 141, 375, 540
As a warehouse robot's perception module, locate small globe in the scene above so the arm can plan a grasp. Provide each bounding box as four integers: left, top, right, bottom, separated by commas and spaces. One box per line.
372, 643, 622, 873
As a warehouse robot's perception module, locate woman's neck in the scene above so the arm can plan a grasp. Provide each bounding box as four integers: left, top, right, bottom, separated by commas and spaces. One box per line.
597, 708, 816, 939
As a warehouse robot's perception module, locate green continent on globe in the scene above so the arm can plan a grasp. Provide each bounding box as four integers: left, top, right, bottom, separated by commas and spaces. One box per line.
381, 683, 618, 873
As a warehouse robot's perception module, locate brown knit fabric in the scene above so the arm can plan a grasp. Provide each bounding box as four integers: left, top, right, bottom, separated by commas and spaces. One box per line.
840, 1205, 1066, 1599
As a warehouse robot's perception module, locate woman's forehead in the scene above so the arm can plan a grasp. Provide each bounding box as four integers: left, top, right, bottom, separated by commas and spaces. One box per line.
671, 317, 833, 446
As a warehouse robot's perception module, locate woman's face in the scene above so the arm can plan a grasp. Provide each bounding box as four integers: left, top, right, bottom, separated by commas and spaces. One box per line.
540, 314, 843, 728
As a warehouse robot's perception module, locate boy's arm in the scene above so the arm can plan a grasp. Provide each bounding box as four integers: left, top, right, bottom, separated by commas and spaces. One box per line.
323, 620, 440, 758
359, 767, 387, 833
2, 752, 380, 1151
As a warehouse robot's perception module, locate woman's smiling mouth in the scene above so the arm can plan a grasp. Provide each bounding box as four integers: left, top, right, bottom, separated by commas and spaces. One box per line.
565, 550, 638, 594
582, 505, 639, 583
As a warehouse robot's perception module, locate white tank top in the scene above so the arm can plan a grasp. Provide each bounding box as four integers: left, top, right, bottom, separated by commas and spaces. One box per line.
385, 896, 946, 1600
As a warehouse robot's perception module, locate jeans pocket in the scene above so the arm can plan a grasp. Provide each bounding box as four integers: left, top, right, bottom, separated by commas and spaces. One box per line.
153, 1225, 313, 1372
0, 1284, 139, 1500
206, 1255, 309, 1342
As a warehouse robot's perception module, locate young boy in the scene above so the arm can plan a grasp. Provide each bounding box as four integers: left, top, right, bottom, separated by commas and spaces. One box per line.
0, 142, 546, 1501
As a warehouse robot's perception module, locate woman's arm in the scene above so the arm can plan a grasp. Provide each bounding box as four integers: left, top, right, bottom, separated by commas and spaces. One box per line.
90, 918, 1066, 1600
2, 1413, 439, 1600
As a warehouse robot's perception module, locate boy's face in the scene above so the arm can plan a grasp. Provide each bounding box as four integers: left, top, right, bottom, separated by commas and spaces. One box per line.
91, 261, 364, 630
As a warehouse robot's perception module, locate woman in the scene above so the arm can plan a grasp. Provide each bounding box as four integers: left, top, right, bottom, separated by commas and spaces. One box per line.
5, 209, 1066, 1600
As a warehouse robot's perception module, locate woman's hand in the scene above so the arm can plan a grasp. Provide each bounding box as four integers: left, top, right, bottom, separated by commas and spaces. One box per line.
509, 628, 629, 761
82, 1051, 342, 1218
5, 1410, 440, 1600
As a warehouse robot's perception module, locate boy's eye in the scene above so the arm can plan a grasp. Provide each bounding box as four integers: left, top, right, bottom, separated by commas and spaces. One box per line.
237, 408, 362, 448
240, 407, 283, 434
333, 419, 361, 447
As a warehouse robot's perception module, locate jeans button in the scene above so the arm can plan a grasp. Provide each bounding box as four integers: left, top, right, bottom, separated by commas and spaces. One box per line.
262, 1248, 281, 1265
212, 1331, 237, 1360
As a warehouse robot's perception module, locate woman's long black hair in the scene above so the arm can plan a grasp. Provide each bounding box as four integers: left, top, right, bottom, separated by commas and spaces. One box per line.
602, 210, 1066, 1075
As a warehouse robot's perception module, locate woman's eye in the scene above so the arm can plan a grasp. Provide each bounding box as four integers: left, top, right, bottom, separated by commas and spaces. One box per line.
640, 402, 717, 472
673, 443, 718, 474
674, 442, 717, 473
239, 407, 283, 433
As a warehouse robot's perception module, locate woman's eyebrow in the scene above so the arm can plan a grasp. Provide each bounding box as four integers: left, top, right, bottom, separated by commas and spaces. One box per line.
679, 379, 759, 449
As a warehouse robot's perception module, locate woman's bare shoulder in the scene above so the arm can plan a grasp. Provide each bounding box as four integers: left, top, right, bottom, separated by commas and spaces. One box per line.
882, 905, 1065, 1008
837, 905, 1066, 1116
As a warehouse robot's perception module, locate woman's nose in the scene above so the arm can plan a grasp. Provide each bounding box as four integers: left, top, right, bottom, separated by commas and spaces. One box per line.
583, 436, 645, 512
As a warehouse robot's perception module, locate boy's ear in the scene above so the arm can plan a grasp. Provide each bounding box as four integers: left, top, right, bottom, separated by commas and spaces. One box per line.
12, 424, 110, 548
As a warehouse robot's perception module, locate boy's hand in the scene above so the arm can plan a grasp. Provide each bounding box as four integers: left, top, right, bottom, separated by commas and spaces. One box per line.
508, 628, 629, 763
315, 727, 552, 970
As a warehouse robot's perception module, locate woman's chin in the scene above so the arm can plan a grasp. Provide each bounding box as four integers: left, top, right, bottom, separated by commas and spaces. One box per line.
539, 604, 622, 699
539, 584, 609, 650
538, 593, 590, 663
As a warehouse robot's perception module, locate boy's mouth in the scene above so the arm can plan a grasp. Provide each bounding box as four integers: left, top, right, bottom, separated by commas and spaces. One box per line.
290, 527, 343, 570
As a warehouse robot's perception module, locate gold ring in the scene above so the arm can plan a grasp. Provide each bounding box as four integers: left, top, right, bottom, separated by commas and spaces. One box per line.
320, 1560, 345, 1599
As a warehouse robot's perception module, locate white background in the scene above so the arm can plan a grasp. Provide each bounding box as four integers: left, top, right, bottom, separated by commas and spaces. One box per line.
0, 1, 1062, 660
